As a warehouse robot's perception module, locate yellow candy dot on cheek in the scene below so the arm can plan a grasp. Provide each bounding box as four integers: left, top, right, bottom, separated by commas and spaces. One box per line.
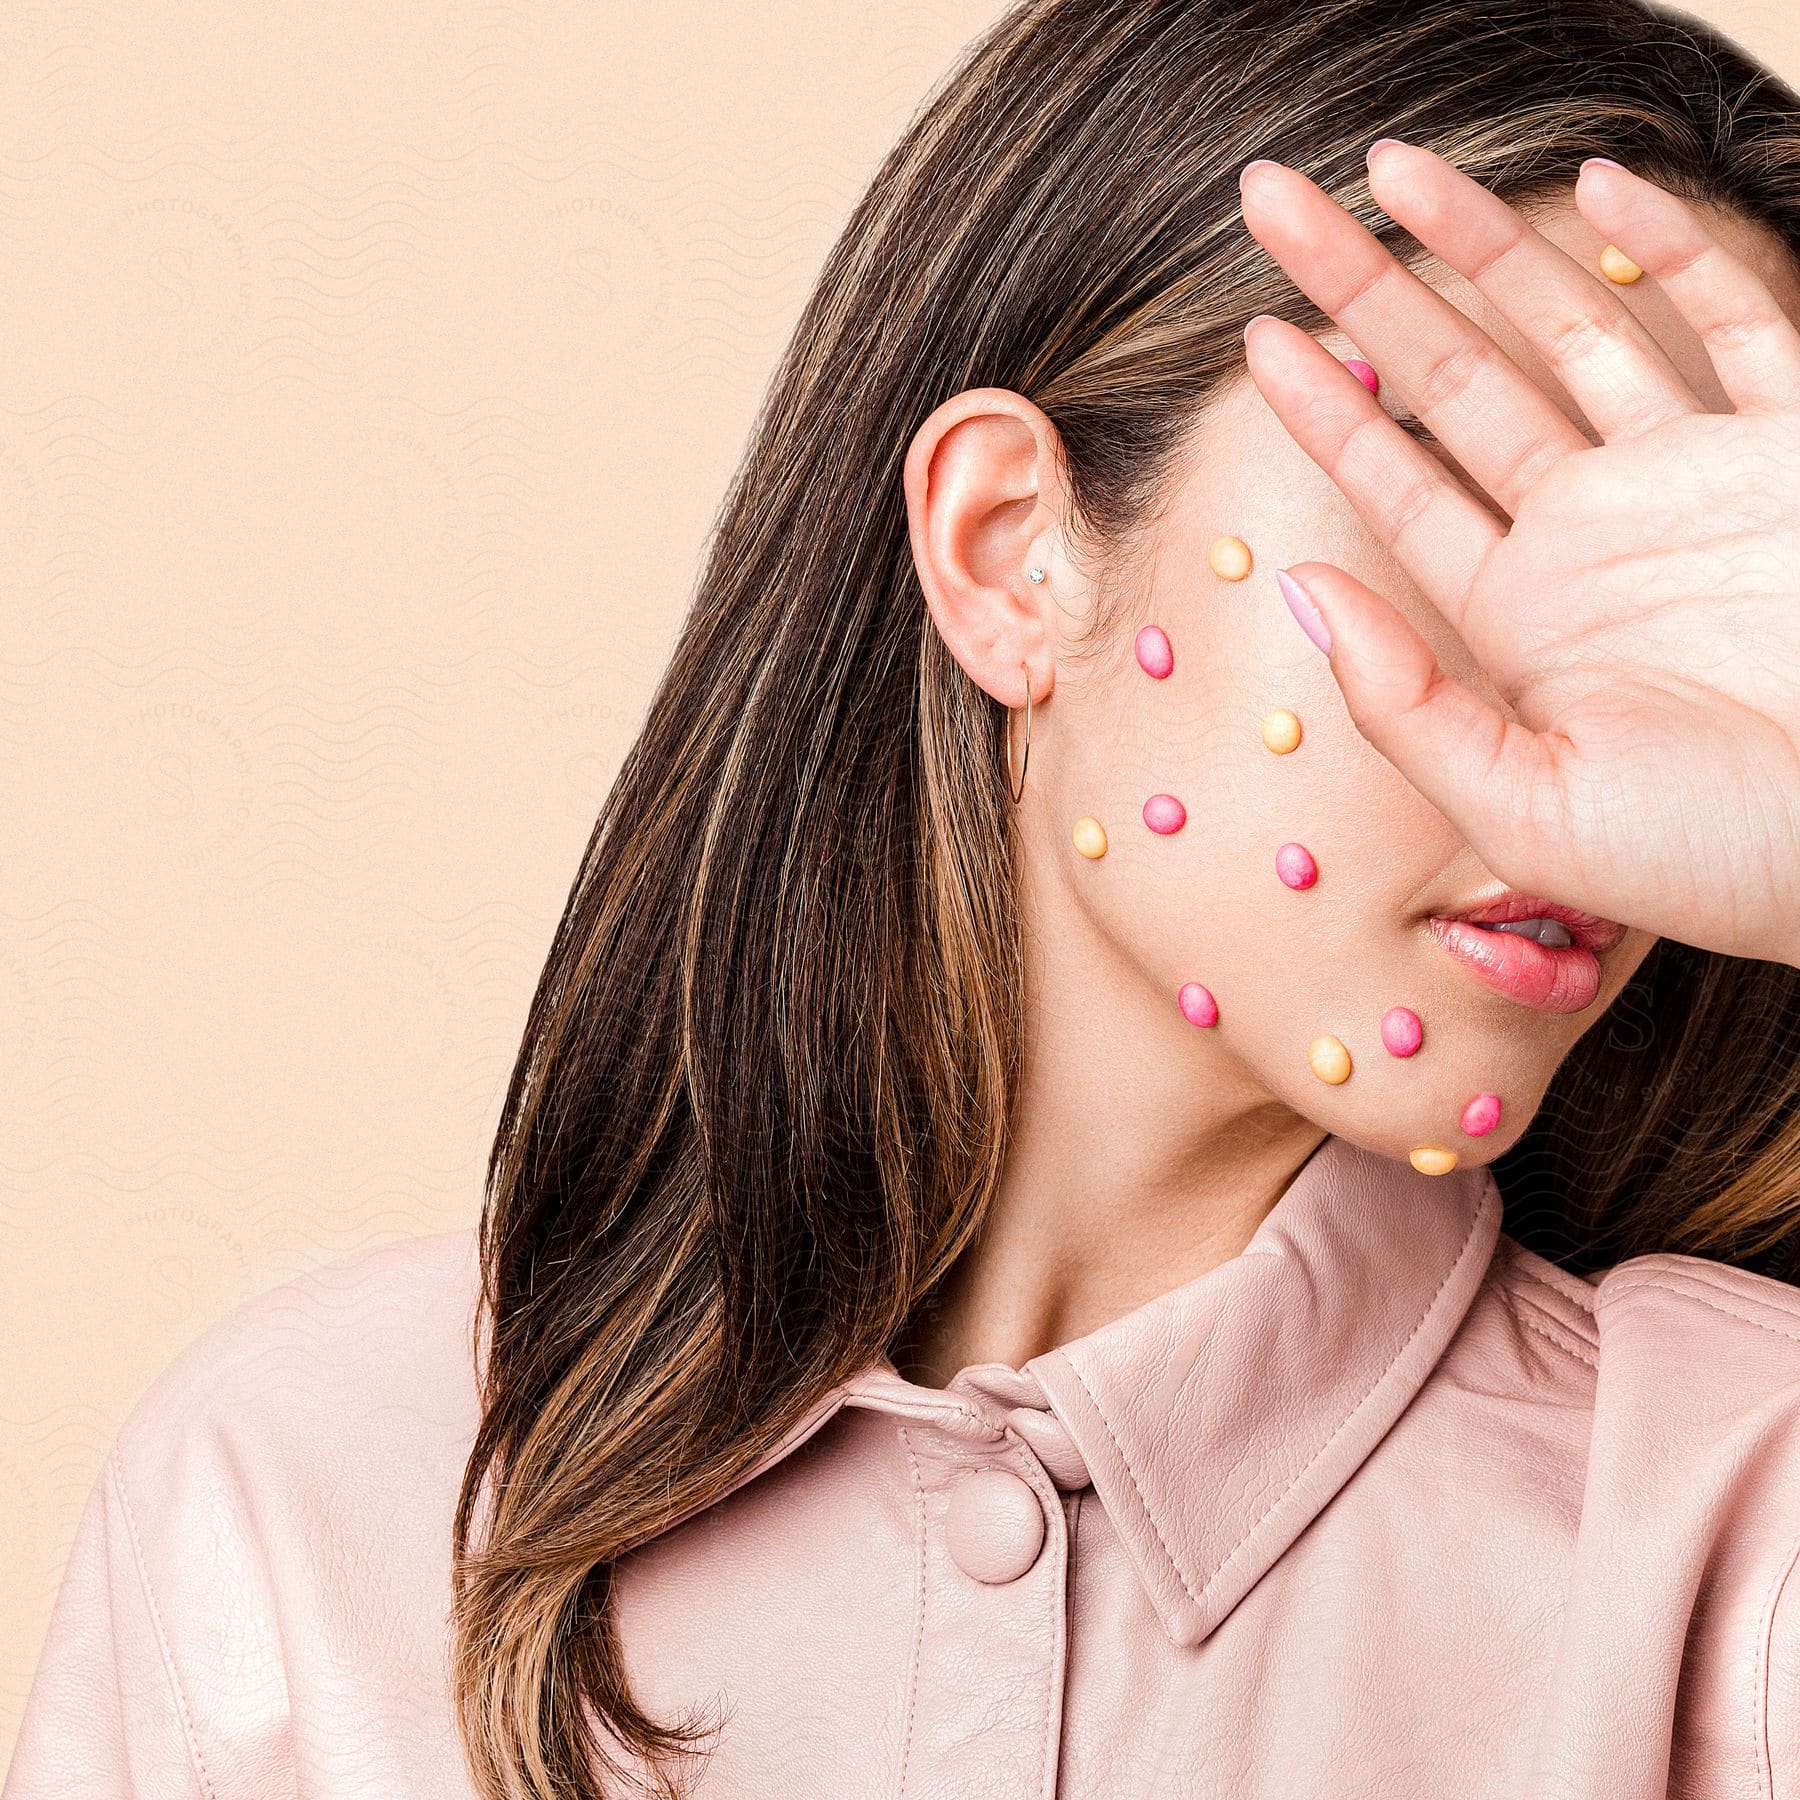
1208, 535, 1253, 580
1410, 1146, 1460, 1176
1308, 1034, 1352, 1084
1071, 815, 1108, 859
1598, 243, 1642, 284
1261, 708, 1302, 754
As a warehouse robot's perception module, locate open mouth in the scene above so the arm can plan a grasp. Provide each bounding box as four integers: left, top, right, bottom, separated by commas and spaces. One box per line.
1468, 916, 1575, 948
1425, 895, 1626, 1013
1425, 914, 1612, 1015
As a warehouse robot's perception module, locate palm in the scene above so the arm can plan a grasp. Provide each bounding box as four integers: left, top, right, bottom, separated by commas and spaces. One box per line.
1239, 145, 1800, 966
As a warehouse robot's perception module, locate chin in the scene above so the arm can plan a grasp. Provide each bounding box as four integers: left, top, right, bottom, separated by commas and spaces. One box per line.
1279, 1047, 1545, 1171
1297, 1109, 1520, 1175
1384, 1069, 1544, 1154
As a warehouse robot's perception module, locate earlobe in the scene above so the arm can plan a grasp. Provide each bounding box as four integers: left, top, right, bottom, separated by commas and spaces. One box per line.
902, 385, 1066, 707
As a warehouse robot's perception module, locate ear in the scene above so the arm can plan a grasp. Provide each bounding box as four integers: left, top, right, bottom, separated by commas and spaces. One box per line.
902, 386, 1072, 708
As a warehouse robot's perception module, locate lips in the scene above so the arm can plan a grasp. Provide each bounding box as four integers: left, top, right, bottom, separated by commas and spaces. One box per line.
1426, 891, 1628, 1014
1439, 893, 1627, 953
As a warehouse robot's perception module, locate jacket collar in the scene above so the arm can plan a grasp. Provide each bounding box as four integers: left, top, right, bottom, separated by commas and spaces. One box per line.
1016, 1131, 1502, 1644
688, 1133, 1502, 1648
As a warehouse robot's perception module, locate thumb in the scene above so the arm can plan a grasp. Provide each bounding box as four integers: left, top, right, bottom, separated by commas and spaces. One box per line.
1274, 561, 1543, 856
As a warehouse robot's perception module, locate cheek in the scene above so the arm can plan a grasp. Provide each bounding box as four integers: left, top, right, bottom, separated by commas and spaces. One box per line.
1037, 404, 1608, 1159
1071, 586, 1449, 1002
1048, 566, 1538, 1155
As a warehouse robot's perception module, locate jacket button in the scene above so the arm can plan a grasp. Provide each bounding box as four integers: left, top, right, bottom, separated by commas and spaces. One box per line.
943, 1467, 1046, 1584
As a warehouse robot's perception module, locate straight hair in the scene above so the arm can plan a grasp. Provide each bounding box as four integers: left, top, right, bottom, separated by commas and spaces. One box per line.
449, 2, 1800, 1792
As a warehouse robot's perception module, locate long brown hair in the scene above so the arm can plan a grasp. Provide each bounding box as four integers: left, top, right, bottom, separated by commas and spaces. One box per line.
449, 1, 1800, 1792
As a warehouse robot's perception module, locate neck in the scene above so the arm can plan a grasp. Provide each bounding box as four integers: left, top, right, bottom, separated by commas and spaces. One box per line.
891, 821, 1322, 1389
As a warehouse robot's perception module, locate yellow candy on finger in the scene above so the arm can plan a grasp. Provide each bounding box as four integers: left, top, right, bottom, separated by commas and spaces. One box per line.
1598, 243, 1642, 284
1261, 708, 1302, 754
1072, 815, 1108, 858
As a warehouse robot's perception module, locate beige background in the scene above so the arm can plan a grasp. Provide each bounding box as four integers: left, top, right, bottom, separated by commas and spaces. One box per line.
4, 0, 1798, 1770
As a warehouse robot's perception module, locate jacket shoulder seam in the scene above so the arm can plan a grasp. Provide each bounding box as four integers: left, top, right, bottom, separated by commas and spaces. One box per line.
1506, 1261, 1598, 1318
1493, 1235, 1600, 1318
1601, 1270, 1800, 1346
1505, 1295, 1599, 1370
107, 1446, 219, 1800
1485, 1248, 1600, 1368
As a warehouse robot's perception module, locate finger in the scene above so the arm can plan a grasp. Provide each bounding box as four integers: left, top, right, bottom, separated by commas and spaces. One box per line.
1243, 317, 1502, 640
1365, 140, 1705, 441
1273, 559, 1550, 875
1239, 159, 1592, 518
1573, 159, 1800, 415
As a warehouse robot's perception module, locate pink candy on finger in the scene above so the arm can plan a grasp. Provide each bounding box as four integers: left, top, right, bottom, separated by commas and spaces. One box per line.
1343, 356, 1379, 395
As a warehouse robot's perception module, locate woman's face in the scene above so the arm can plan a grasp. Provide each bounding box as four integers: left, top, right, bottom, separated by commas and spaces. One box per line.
982, 197, 1799, 1169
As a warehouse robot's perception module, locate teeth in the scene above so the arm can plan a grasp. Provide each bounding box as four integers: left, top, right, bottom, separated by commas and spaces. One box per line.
1484, 917, 1575, 948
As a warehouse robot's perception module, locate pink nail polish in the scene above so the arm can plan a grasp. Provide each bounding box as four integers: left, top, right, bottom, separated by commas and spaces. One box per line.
1275, 568, 1332, 655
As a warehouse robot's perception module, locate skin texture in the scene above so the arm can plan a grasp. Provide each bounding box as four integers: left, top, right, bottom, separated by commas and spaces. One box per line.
893, 165, 1800, 1384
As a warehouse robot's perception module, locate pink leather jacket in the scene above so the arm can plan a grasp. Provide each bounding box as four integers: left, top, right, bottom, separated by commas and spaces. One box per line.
12, 1130, 1800, 1797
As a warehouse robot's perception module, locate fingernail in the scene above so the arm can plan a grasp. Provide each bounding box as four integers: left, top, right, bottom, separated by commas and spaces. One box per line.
1240, 158, 1284, 185
1244, 312, 1277, 343
1583, 156, 1629, 173
1367, 138, 1408, 165
1276, 568, 1332, 655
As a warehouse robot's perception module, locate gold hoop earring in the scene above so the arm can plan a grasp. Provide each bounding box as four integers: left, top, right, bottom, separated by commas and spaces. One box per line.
1006, 661, 1032, 804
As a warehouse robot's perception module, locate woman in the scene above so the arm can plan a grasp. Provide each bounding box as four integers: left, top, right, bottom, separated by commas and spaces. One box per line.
10, 0, 1800, 1794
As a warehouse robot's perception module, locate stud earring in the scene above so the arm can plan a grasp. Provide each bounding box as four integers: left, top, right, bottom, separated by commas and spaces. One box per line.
1027, 566, 1046, 584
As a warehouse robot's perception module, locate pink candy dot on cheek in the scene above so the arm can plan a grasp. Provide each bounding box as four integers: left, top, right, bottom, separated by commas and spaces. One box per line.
1135, 625, 1174, 679
1380, 1006, 1423, 1057
1177, 981, 1218, 1027
1274, 841, 1317, 889
1460, 1092, 1503, 1137
1143, 793, 1187, 834
1343, 356, 1380, 395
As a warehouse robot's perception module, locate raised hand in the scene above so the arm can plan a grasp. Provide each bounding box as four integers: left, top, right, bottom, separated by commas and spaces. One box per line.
1237, 142, 1800, 969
